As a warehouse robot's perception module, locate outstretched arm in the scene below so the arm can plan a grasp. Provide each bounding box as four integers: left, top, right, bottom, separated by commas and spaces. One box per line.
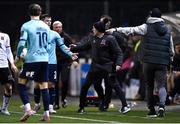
106, 24, 147, 36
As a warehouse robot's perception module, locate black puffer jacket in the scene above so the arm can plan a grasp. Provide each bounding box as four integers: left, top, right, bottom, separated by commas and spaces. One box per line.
142, 20, 171, 65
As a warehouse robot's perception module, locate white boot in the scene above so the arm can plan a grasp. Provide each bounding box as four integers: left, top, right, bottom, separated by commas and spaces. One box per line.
49, 105, 56, 114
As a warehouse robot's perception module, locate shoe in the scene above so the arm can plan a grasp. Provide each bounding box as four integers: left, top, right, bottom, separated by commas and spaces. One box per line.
1, 109, 10, 115
120, 106, 131, 114
147, 109, 157, 118
40, 115, 50, 122
49, 105, 57, 114
99, 105, 108, 112
77, 108, 85, 114
158, 107, 165, 117
33, 104, 41, 113
98, 101, 108, 112
20, 110, 35, 122
62, 99, 68, 108
54, 104, 60, 110
49, 109, 57, 114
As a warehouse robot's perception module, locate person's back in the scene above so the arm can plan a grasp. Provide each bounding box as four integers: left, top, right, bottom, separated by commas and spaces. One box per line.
20, 20, 50, 63
15, 3, 51, 122
106, 8, 173, 117
142, 18, 171, 65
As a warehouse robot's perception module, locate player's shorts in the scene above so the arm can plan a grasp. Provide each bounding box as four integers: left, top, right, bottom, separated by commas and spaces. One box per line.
20, 62, 48, 82
48, 64, 57, 83
0, 68, 14, 85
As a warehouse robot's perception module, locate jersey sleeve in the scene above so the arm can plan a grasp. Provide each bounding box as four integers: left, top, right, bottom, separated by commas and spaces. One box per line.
16, 25, 28, 57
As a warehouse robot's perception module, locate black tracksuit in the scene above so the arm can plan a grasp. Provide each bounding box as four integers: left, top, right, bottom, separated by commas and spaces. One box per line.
55, 31, 73, 106
93, 31, 128, 108
71, 34, 124, 109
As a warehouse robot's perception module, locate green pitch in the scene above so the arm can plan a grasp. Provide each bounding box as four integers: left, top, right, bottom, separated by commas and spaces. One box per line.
0, 96, 180, 123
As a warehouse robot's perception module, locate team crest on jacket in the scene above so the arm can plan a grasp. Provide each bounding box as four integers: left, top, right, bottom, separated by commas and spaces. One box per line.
100, 39, 106, 45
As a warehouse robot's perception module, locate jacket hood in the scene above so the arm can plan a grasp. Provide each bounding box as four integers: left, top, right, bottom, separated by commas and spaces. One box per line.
146, 17, 168, 36
146, 17, 164, 24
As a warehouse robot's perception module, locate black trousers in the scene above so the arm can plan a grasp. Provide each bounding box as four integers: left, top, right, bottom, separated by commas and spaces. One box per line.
80, 68, 127, 109
79, 69, 106, 108
93, 76, 112, 107
107, 73, 127, 107
55, 62, 71, 105
143, 62, 167, 109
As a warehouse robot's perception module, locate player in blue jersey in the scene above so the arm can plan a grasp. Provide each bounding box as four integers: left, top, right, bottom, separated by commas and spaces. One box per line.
15, 4, 51, 122
33, 14, 78, 114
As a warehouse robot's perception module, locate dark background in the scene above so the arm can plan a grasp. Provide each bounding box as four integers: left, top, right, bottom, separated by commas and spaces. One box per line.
0, 0, 179, 50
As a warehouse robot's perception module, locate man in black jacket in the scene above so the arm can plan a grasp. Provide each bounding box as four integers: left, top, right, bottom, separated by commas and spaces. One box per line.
71, 19, 130, 114
107, 8, 174, 117
76, 15, 128, 111
53, 21, 73, 109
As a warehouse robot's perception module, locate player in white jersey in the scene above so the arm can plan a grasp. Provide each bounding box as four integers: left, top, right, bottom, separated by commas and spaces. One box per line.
15, 4, 51, 122
0, 32, 18, 115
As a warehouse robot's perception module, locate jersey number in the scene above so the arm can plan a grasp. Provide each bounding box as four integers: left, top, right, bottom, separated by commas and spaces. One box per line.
36, 32, 47, 47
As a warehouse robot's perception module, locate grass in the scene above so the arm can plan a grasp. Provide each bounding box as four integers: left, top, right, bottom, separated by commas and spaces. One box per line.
0, 96, 180, 123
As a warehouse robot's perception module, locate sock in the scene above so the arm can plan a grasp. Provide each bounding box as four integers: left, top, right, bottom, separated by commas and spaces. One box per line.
18, 84, 29, 105
44, 110, 49, 117
49, 88, 55, 105
41, 89, 50, 111
35, 103, 41, 106
49, 104, 53, 110
2, 94, 11, 110
34, 88, 41, 104
24, 103, 31, 112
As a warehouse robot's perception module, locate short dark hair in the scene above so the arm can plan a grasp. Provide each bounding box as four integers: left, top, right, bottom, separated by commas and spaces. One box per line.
100, 15, 112, 22
40, 14, 51, 21
28, 3, 42, 16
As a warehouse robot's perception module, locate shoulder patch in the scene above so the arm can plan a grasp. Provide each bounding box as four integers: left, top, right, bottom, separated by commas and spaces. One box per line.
1, 36, 4, 40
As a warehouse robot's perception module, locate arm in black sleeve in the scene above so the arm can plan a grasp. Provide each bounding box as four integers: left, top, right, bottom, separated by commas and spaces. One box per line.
70, 37, 92, 52
112, 31, 125, 46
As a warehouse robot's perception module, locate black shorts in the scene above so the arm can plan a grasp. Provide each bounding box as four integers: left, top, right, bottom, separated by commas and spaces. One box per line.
0, 68, 14, 85
20, 62, 48, 82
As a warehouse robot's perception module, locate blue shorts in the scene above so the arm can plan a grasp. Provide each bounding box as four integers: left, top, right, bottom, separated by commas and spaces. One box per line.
20, 62, 48, 82
48, 64, 57, 83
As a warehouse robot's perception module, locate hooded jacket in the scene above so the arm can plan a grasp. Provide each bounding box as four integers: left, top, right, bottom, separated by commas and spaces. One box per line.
116, 17, 174, 65
143, 17, 171, 65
